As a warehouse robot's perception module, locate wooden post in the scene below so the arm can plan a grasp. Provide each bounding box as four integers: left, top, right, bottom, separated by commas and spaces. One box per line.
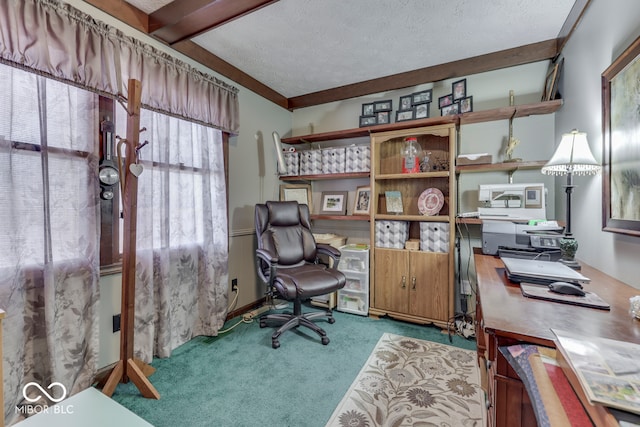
102, 79, 159, 400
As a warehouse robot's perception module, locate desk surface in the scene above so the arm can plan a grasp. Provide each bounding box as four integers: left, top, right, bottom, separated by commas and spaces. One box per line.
474, 250, 640, 347
15, 387, 152, 427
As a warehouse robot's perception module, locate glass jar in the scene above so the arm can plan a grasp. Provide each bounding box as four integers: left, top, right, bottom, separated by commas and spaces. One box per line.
401, 137, 422, 173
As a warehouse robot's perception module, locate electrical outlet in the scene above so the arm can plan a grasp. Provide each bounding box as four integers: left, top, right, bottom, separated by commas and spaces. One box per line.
231, 278, 238, 292
112, 314, 121, 333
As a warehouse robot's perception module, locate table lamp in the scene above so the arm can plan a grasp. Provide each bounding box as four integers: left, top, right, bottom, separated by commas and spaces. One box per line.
541, 129, 601, 269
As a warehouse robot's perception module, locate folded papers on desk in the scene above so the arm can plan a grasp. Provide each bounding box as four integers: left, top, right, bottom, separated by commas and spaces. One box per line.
520, 283, 610, 310
553, 329, 640, 417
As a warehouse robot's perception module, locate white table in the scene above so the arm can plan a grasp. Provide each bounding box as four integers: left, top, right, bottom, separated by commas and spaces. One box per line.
15, 387, 153, 427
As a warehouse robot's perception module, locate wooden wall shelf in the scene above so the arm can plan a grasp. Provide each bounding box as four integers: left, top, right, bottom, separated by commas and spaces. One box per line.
280, 172, 369, 181
311, 214, 369, 221
281, 99, 562, 145
455, 160, 547, 174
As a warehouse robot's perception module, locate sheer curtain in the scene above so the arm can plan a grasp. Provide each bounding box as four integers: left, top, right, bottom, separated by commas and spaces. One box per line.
116, 106, 229, 362
0, 65, 100, 424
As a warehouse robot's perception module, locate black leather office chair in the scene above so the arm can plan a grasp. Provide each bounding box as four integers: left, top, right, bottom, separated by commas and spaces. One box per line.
255, 201, 346, 349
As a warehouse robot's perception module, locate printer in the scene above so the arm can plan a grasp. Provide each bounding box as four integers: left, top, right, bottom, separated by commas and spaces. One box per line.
482, 220, 564, 260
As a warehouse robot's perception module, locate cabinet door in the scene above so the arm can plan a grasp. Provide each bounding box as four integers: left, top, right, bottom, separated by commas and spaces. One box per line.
373, 248, 409, 313
408, 251, 449, 321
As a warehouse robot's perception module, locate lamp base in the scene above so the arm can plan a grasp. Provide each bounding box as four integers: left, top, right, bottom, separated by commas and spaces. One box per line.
559, 236, 581, 270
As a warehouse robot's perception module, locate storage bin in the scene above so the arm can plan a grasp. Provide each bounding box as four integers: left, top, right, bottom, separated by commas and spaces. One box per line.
299, 149, 322, 175
321, 147, 346, 174
375, 220, 409, 249
282, 151, 299, 176
337, 289, 368, 316
419, 222, 450, 253
342, 272, 368, 291
345, 145, 371, 172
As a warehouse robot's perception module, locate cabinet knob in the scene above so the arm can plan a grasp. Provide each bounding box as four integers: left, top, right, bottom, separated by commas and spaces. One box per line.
401, 276, 406, 288
412, 277, 416, 290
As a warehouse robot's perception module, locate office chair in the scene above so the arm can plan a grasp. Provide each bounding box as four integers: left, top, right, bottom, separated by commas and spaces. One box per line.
255, 201, 346, 349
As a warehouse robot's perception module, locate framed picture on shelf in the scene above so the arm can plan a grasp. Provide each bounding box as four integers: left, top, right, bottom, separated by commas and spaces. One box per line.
373, 100, 393, 112
542, 58, 563, 101
320, 191, 348, 215
399, 95, 413, 111
359, 115, 376, 127
411, 89, 433, 104
441, 103, 459, 116
414, 102, 430, 119
452, 78, 467, 100
376, 110, 391, 125
602, 35, 640, 236
438, 94, 453, 109
459, 96, 473, 113
385, 190, 403, 214
396, 109, 414, 122
353, 186, 371, 215
280, 184, 312, 212
362, 103, 374, 116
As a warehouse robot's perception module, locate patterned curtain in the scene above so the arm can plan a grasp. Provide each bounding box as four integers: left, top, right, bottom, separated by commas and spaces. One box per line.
115, 106, 229, 362
0, 64, 100, 425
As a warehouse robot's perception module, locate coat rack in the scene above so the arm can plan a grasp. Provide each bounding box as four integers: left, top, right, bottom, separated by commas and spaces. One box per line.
100, 79, 159, 400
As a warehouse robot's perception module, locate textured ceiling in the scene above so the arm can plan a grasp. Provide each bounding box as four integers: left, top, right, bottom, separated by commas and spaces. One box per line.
123, 0, 576, 99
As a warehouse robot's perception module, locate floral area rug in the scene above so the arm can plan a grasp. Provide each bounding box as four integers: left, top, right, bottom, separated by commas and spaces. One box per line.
325, 333, 484, 427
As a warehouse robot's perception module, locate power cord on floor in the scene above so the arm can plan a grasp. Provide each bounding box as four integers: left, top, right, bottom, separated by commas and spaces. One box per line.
446, 312, 475, 343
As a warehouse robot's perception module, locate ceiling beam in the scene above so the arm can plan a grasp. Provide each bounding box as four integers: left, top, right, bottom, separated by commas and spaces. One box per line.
173, 40, 289, 109
149, 0, 279, 45
84, 0, 149, 33
287, 39, 559, 110
556, 0, 592, 56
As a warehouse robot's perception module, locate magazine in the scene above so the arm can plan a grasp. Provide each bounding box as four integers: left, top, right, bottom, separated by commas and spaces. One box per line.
552, 329, 640, 415
385, 191, 403, 214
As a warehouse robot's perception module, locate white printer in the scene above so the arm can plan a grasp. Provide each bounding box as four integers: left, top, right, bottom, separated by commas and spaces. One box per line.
482, 220, 563, 260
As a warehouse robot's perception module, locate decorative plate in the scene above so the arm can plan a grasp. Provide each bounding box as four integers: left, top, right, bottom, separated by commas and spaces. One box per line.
418, 188, 444, 216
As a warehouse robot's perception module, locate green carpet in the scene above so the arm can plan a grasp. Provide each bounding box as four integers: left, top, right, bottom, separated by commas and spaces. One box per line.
112, 305, 476, 427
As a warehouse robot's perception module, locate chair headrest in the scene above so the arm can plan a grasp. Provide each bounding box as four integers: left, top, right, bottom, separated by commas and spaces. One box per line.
266, 201, 301, 226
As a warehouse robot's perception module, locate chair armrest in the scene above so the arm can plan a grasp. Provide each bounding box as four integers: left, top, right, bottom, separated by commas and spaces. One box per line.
256, 248, 278, 265
316, 243, 341, 267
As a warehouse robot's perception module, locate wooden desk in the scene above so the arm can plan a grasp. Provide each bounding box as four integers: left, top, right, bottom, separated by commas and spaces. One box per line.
474, 249, 640, 427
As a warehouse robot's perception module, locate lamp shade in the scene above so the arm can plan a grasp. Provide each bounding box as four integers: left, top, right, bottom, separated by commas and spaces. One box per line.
541, 129, 601, 176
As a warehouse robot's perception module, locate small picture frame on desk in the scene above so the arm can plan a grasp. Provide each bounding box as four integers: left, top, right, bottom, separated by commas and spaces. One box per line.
320, 191, 348, 215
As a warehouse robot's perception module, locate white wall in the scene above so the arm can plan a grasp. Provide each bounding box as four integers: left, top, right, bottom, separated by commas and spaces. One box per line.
554, 0, 640, 288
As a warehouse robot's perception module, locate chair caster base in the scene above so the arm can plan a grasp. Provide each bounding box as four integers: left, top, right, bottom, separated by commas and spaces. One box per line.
328, 317, 335, 324
321, 336, 329, 345
272, 339, 280, 349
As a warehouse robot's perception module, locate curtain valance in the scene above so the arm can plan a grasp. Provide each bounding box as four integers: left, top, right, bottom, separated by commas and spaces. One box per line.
0, 0, 240, 134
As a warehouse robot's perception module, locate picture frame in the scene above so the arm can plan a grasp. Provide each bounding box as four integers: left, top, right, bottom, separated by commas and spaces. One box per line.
459, 96, 473, 113
602, 35, 640, 236
399, 95, 413, 111
373, 100, 393, 112
384, 190, 403, 214
320, 191, 348, 215
452, 78, 467, 100
542, 58, 563, 101
438, 94, 453, 109
441, 102, 459, 116
353, 186, 371, 215
411, 89, 433, 105
362, 103, 374, 116
376, 110, 391, 125
280, 184, 312, 212
414, 102, 430, 119
359, 115, 376, 127
396, 109, 414, 122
